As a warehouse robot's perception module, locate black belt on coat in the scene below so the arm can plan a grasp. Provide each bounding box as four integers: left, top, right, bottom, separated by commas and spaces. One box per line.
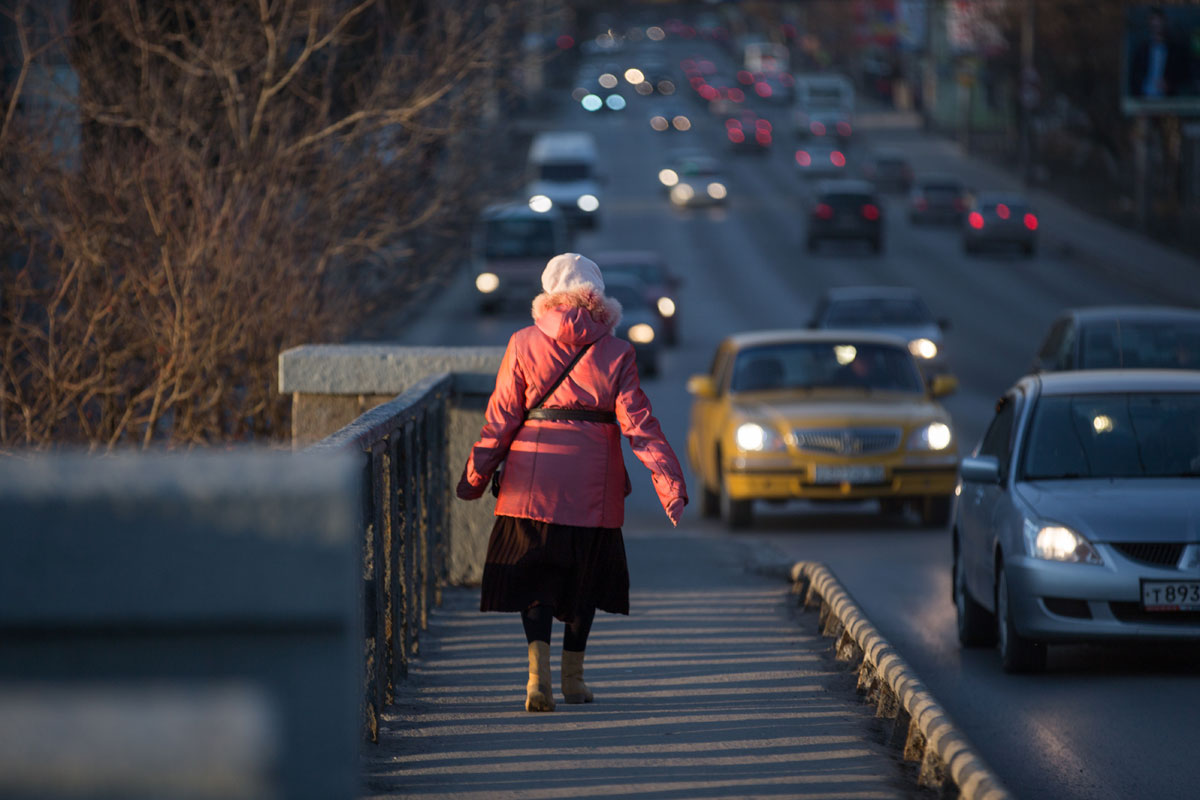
527, 408, 617, 424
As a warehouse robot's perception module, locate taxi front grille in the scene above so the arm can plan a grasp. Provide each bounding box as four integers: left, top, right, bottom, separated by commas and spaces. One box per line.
1111, 542, 1185, 567
792, 427, 901, 456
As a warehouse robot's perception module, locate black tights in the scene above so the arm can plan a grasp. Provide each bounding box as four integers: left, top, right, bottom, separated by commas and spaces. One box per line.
521, 603, 596, 651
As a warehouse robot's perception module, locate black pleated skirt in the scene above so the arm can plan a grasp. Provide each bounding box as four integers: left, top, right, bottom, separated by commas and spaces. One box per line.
480, 515, 630, 623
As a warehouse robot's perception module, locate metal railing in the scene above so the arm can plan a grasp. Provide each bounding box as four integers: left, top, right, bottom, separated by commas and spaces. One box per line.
309, 373, 451, 742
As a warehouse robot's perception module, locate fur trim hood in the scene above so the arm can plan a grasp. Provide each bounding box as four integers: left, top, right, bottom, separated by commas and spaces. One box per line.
531, 287, 623, 345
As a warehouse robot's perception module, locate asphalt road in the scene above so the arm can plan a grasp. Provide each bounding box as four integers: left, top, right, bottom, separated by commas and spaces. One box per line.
388, 37, 1200, 800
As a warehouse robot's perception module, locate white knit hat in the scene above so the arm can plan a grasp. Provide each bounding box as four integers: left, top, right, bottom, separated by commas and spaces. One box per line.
541, 252, 604, 295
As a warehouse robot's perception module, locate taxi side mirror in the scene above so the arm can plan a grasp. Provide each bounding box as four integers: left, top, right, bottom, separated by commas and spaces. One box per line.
929, 374, 958, 398
687, 374, 718, 399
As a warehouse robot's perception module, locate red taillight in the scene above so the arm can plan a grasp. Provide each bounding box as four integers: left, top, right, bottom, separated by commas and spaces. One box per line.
755, 118, 772, 132
862, 203, 880, 221
1024, 213, 1038, 230
814, 203, 834, 220
755, 81, 772, 98
700, 85, 719, 101
836, 121, 852, 137
810, 121, 826, 136
737, 70, 754, 85
755, 130, 772, 145
830, 151, 846, 167
795, 150, 812, 166
727, 87, 745, 103
725, 118, 741, 130
728, 128, 745, 143
969, 212, 985, 229
996, 203, 1010, 220
689, 76, 705, 90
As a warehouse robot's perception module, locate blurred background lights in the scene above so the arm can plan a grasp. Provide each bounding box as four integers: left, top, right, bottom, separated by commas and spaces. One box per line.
598, 73, 618, 89
834, 345, 857, 365
1093, 414, 1114, 434
528, 195, 552, 213
580, 94, 603, 111
605, 94, 626, 111
577, 194, 599, 212
624, 68, 644, 85
646, 26, 665, 41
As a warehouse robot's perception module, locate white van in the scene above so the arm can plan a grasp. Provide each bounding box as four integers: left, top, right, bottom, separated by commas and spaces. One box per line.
526, 132, 602, 228
793, 74, 855, 140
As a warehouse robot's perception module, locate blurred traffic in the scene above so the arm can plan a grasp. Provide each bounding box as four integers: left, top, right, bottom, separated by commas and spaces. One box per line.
407, 4, 1200, 798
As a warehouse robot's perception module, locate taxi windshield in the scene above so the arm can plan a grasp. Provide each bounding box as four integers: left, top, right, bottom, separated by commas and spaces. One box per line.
730, 342, 924, 394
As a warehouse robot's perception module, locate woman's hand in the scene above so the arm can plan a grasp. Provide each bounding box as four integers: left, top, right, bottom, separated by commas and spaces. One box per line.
456, 471, 485, 501
665, 496, 687, 527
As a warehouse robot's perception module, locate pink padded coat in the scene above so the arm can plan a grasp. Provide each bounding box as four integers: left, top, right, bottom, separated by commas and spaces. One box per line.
457, 288, 687, 528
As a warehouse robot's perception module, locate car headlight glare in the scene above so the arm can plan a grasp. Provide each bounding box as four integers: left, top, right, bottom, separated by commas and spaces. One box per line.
627, 323, 655, 344
475, 272, 499, 294
1023, 521, 1103, 565
670, 184, 694, 204
656, 296, 676, 317
577, 194, 599, 212
707, 182, 727, 199
908, 338, 938, 359
528, 195, 553, 213
659, 168, 679, 187
734, 422, 784, 453
908, 421, 952, 451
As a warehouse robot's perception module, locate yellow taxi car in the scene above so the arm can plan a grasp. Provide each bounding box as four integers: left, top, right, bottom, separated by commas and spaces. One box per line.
686, 330, 960, 528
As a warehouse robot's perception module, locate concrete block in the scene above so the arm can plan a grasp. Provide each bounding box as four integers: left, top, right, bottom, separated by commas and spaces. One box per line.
279, 344, 505, 396
0, 451, 362, 800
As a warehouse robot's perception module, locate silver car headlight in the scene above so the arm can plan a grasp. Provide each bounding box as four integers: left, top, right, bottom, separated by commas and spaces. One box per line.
907, 422, 952, 451
734, 423, 785, 453
1022, 520, 1103, 565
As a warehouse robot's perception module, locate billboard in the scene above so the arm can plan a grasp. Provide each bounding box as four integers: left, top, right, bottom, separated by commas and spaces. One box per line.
1123, 5, 1200, 115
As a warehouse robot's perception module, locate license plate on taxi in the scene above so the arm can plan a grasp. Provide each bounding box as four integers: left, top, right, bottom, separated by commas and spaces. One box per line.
812, 465, 886, 485
1141, 580, 1200, 611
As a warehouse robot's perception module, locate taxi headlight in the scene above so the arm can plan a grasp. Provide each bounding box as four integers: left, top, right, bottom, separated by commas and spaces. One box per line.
656, 296, 676, 317
707, 182, 727, 199
627, 323, 655, 344
1023, 521, 1103, 565
908, 338, 938, 359
734, 423, 785, 453
659, 168, 679, 187
528, 195, 553, 213
908, 422, 952, 451
577, 194, 599, 212
475, 272, 499, 294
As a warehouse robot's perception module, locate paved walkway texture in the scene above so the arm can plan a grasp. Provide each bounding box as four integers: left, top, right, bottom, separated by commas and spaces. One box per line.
362, 526, 913, 799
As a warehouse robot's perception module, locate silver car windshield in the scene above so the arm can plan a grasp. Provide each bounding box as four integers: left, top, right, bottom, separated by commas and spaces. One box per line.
1021, 393, 1200, 480
730, 342, 924, 394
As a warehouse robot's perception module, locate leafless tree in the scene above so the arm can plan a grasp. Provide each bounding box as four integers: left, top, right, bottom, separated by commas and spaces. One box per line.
1, 0, 542, 448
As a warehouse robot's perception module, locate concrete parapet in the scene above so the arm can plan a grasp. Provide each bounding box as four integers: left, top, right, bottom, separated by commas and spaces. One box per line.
0, 451, 362, 800
279, 344, 505, 445
791, 561, 1011, 800
280, 345, 505, 587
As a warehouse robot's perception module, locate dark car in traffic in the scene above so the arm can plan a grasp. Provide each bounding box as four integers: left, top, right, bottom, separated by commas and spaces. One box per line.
725, 110, 773, 153
963, 192, 1039, 256
593, 251, 683, 345
809, 286, 951, 377
862, 148, 914, 193
1031, 306, 1200, 372
909, 175, 967, 225
806, 180, 884, 254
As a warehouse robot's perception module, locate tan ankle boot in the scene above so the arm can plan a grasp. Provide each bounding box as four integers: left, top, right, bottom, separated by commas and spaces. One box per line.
525, 641, 555, 712
560, 649, 594, 704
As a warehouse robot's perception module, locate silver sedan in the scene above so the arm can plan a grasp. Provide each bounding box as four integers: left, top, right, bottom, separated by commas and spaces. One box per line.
953, 370, 1200, 672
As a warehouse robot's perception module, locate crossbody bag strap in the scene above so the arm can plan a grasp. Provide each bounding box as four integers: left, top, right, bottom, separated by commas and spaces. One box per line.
528, 341, 594, 415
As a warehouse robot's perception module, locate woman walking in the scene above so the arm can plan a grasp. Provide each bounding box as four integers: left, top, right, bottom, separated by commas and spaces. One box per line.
456, 253, 687, 712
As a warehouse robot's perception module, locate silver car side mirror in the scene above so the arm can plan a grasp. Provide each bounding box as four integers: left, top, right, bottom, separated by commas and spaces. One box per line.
960, 455, 1001, 484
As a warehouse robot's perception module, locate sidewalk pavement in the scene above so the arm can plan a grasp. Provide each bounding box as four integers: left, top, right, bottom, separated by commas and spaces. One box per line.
361, 526, 913, 800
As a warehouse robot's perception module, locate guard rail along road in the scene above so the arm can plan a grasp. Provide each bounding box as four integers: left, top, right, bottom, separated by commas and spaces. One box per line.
791, 561, 1012, 800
